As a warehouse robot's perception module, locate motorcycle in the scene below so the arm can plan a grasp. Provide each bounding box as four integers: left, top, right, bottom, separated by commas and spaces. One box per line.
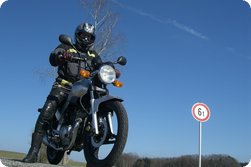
42, 34, 128, 167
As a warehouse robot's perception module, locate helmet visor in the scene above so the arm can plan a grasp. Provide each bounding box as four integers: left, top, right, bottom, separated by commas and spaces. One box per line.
77, 31, 95, 44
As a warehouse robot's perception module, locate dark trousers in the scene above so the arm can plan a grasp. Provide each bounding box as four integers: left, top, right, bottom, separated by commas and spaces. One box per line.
34, 83, 69, 134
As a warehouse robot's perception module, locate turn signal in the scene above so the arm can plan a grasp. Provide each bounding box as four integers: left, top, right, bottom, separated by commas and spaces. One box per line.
80, 69, 90, 78
113, 80, 123, 88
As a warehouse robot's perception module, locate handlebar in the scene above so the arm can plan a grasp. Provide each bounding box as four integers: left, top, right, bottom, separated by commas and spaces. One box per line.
71, 56, 86, 62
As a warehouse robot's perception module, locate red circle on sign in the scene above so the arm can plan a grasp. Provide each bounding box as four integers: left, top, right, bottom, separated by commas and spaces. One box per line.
192, 103, 211, 122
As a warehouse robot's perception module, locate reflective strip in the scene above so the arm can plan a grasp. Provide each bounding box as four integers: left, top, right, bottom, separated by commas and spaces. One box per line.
61, 79, 71, 86
88, 51, 96, 57
67, 48, 77, 53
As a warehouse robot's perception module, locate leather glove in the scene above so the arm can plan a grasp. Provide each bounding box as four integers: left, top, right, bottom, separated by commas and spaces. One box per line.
62, 51, 73, 61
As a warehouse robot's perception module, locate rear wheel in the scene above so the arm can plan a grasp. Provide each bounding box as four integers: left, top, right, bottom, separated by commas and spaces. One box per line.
84, 101, 128, 167
47, 146, 65, 165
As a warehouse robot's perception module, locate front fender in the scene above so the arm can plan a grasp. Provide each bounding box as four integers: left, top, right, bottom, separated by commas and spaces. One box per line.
94, 95, 123, 113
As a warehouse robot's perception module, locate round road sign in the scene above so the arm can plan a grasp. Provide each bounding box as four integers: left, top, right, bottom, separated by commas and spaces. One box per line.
192, 102, 211, 122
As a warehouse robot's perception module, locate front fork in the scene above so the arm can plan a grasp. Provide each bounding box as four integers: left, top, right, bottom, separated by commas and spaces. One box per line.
89, 88, 121, 135
90, 96, 99, 135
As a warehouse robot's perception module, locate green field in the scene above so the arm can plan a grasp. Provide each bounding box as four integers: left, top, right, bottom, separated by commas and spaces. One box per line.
0, 150, 86, 167
0, 150, 25, 160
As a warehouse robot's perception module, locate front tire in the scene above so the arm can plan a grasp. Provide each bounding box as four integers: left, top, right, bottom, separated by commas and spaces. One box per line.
84, 101, 128, 167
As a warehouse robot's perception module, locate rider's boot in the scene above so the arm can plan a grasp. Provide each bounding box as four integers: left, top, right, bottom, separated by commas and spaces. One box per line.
22, 132, 43, 163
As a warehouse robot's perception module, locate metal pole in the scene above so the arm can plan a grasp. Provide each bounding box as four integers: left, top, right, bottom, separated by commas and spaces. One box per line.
199, 122, 202, 167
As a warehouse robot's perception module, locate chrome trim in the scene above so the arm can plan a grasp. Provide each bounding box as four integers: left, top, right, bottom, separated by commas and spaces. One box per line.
91, 95, 99, 135
107, 112, 114, 135
65, 118, 82, 150
43, 118, 82, 151
91, 95, 123, 135
43, 136, 63, 151
94, 86, 107, 93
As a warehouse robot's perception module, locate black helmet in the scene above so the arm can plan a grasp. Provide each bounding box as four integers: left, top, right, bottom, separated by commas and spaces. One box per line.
75, 23, 95, 51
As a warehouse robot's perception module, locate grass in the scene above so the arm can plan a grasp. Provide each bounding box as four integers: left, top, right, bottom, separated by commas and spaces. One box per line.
0, 150, 86, 167
0, 150, 25, 160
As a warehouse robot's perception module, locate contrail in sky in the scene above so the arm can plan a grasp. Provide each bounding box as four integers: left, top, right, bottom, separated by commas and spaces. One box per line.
111, 0, 209, 40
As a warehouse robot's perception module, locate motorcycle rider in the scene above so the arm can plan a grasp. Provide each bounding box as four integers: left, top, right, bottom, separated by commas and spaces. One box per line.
23, 22, 101, 163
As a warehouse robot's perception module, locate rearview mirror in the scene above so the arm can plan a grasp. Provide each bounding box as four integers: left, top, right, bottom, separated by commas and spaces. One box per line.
59, 34, 74, 47
117, 56, 127, 66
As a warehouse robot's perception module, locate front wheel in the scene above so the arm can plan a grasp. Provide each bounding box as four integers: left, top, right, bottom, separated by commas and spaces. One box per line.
84, 101, 128, 167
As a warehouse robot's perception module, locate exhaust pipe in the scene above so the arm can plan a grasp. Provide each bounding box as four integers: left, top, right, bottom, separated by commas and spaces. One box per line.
65, 118, 82, 150
43, 135, 64, 151
43, 118, 82, 151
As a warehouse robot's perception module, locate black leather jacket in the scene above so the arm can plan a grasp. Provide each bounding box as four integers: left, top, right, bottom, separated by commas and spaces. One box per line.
49, 44, 101, 83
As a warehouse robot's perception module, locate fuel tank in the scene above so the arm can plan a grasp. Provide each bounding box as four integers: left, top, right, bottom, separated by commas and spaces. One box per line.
68, 79, 90, 99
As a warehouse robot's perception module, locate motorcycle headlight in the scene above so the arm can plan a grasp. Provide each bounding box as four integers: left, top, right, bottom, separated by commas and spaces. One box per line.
98, 65, 116, 84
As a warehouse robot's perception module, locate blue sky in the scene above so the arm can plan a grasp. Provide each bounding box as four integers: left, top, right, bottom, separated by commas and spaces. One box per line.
0, 0, 250, 163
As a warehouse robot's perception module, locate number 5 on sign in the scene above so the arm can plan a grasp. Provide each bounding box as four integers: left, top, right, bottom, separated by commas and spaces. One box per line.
192, 103, 211, 122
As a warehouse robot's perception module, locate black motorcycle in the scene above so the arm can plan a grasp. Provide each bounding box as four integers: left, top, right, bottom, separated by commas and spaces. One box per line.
43, 34, 128, 167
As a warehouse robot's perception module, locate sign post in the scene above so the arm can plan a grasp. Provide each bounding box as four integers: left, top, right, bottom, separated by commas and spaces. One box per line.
192, 102, 211, 167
